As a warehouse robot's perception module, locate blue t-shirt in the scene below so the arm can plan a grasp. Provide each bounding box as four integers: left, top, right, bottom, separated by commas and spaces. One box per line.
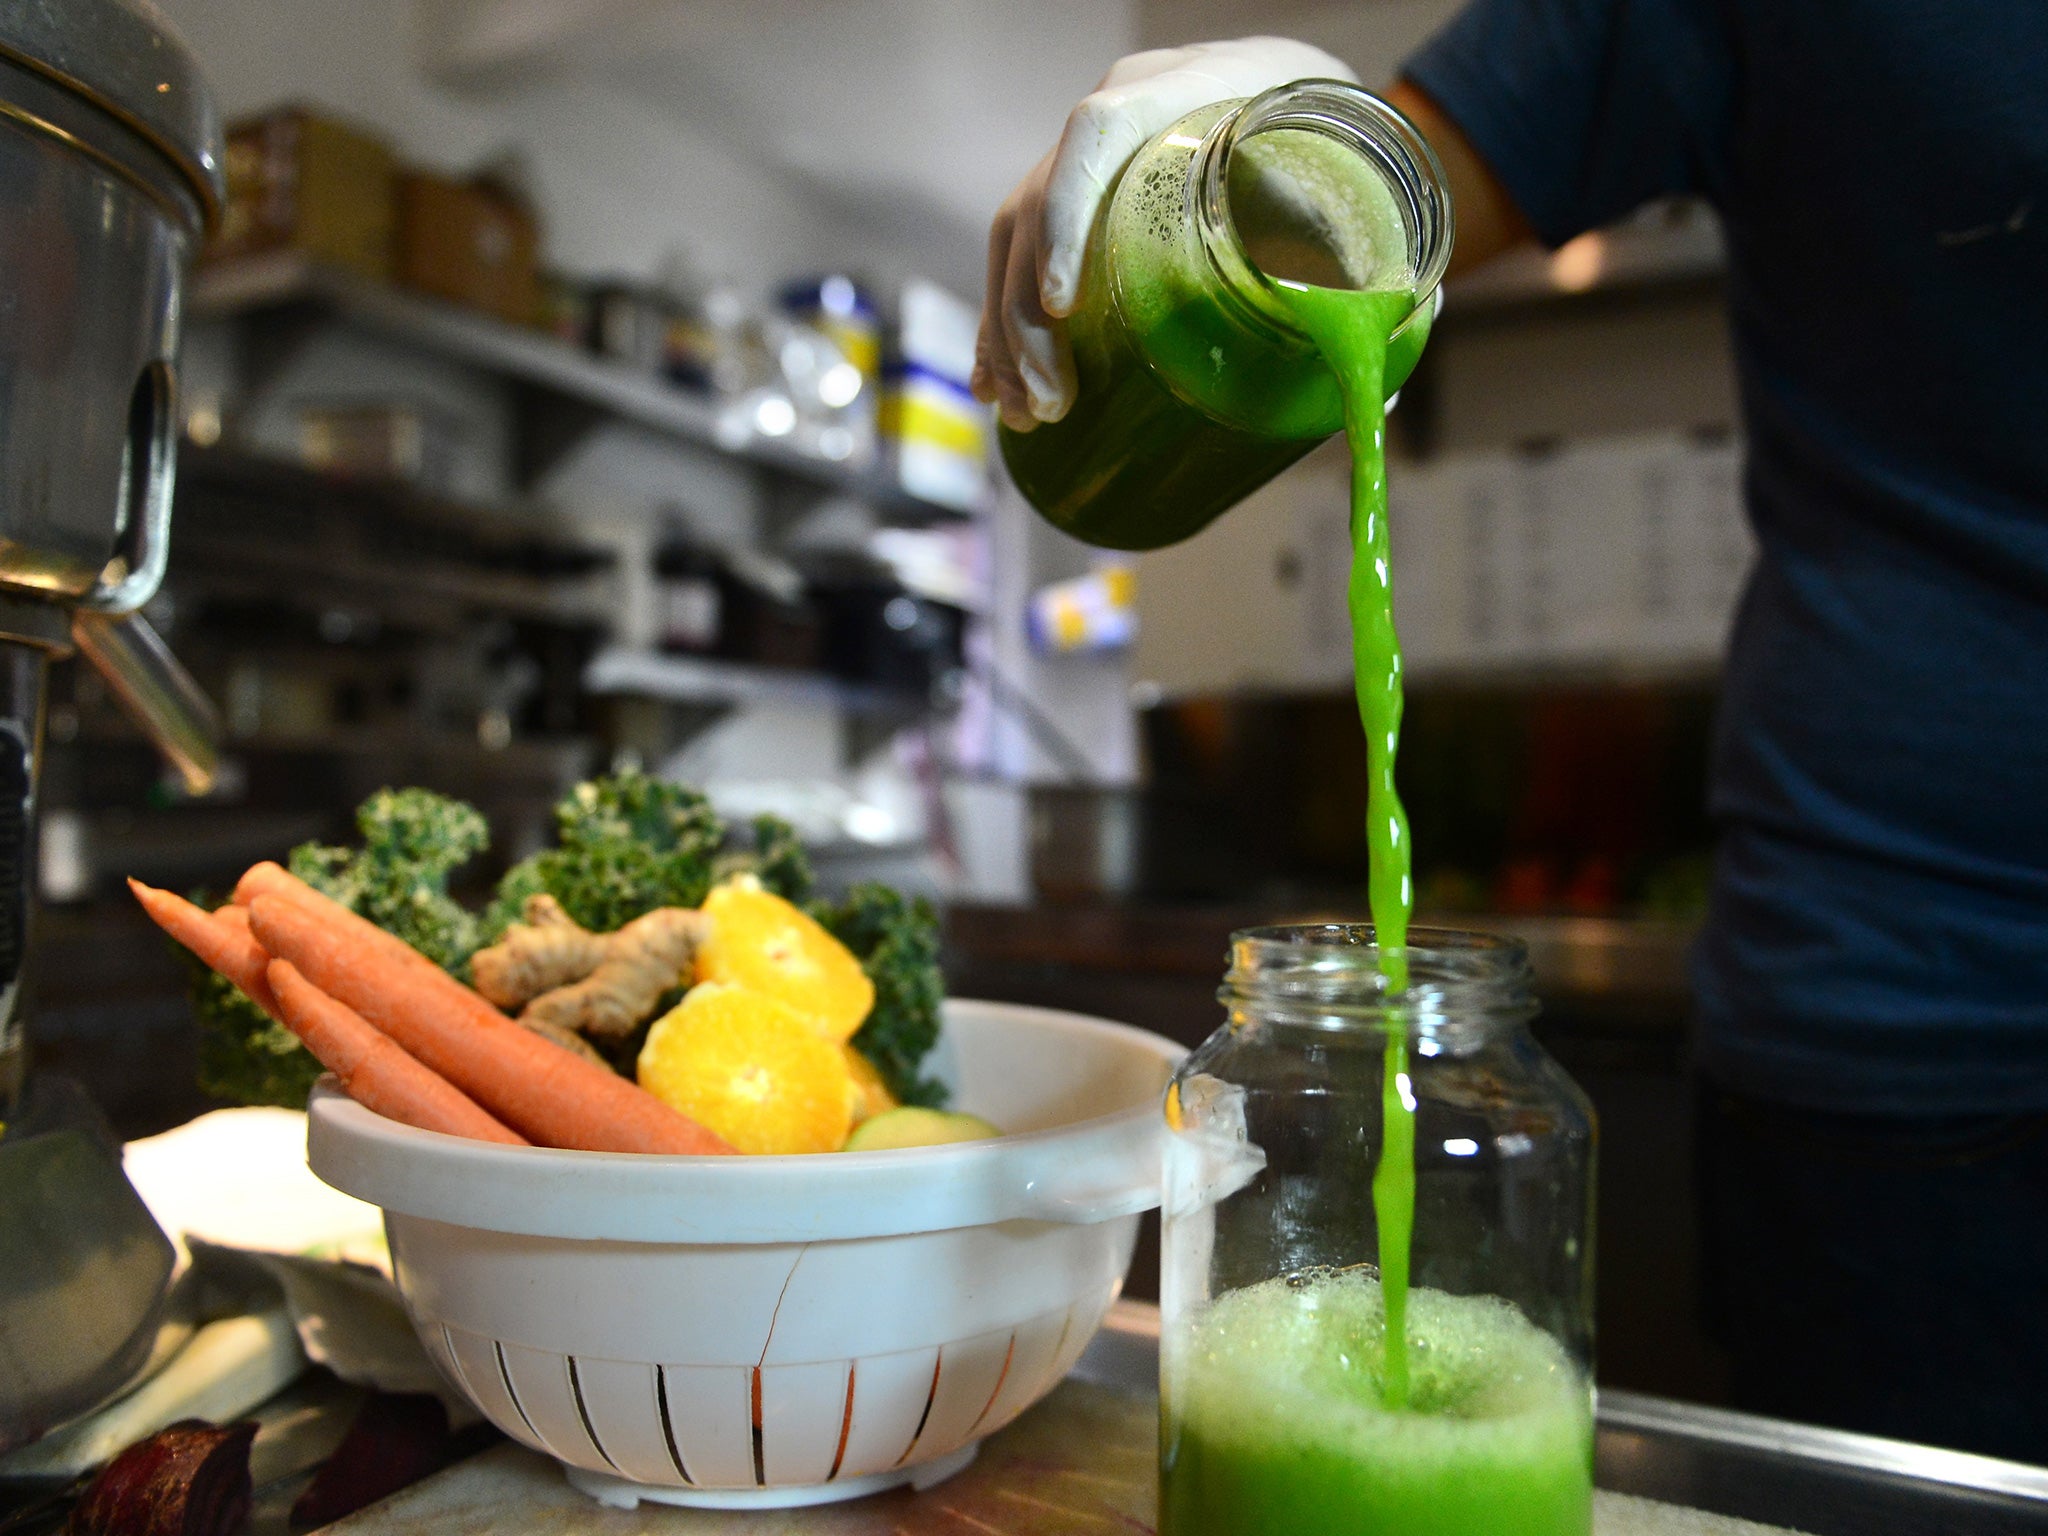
1406, 1, 2048, 1113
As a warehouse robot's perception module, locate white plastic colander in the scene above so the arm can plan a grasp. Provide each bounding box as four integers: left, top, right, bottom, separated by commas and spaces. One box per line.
306, 1000, 1181, 1509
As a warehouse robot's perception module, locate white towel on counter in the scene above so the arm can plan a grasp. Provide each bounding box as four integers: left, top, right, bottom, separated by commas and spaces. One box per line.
0, 1107, 456, 1477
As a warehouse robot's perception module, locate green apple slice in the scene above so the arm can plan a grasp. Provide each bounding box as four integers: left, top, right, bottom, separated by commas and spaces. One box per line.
841, 1107, 1002, 1151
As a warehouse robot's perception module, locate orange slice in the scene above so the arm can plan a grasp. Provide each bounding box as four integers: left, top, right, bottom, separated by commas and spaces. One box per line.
843, 1044, 898, 1127
698, 876, 874, 1042
636, 982, 855, 1155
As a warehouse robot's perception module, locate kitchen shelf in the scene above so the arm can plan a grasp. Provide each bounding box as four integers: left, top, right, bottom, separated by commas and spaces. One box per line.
189, 251, 974, 520
582, 646, 928, 715
168, 444, 616, 627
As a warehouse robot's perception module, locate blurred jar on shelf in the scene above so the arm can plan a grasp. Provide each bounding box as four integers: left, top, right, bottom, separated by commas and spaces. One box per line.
395, 168, 541, 325
780, 274, 880, 462
652, 531, 724, 656
882, 280, 989, 514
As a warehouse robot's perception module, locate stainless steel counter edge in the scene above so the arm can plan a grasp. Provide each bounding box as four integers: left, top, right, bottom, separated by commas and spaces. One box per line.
1080, 1300, 2048, 1507
1597, 1388, 2048, 1504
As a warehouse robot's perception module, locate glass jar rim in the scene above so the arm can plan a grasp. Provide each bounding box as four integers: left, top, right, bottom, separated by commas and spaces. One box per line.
1220, 923, 1537, 1030
1194, 79, 1456, 344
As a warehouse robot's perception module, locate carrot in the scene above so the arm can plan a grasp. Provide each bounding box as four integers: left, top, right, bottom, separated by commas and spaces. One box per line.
234, 863, 447, 981
214, 903, 257, 942
266, 960, 528, 1146
128, 879, 280, 1017
245, 891, 736, 1156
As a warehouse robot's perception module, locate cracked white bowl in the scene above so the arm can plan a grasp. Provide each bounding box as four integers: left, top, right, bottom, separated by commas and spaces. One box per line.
306, 999, 1181, 1509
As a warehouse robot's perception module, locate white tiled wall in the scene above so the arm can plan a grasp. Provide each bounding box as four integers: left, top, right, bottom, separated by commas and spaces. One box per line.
1388, 432, 1751, 677
1136, 430, 1753, 696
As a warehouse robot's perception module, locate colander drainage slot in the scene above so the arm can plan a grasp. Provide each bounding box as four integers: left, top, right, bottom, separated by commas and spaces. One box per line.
750, 1367, 766, 1486
826, 1364, 857, 1481
894, 1350, 945, 1468
566, 1356, 622, 1471
495, 1342, 545, 1447
965, 1334, 1018, 1439
438, 1325, 475, 1402
654, 1366, 695, 1485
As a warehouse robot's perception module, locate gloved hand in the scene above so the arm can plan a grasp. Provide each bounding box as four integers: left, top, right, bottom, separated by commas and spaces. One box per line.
972, 37, 1359, 433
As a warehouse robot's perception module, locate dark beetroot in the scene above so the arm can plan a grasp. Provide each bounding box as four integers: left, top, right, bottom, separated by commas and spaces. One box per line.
67, 1420, 255, 1536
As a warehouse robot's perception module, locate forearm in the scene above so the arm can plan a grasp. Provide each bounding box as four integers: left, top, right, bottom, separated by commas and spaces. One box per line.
1386, 78, 1537, 278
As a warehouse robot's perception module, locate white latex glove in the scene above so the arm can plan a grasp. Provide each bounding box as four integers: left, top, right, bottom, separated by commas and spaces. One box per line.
972, 37, 1360, 433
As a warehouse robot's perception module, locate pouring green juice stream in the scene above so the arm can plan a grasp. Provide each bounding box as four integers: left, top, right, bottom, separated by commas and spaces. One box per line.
1275, 279, 1422, 1407
1157, 281, 1592, 1535
1005, 112, 1431, 1391
1013, 110, 1431, 1401
995, 82, 1589, 1533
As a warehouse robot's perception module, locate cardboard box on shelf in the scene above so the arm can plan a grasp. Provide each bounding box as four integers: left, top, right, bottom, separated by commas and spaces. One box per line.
209, 108, 398, 280
395, 172, 541, 326
296, 400, 464, 493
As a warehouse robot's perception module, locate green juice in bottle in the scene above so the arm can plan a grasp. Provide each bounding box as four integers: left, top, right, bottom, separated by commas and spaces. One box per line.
998, 84, 1441, 551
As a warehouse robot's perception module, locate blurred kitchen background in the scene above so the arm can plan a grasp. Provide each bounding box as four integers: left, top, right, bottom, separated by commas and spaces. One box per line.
37, 0, 1742, 1404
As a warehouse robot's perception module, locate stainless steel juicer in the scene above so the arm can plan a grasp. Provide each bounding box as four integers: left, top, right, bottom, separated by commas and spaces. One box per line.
0, 0, 225, 1449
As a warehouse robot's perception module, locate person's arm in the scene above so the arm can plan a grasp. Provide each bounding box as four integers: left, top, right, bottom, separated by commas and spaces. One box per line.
1385, 79, 1536, 279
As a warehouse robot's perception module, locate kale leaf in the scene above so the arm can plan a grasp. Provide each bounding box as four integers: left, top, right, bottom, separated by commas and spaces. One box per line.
484, 767, 724, 937
288, 787, 489, 971
193, 787, 488, 1105
192, 965, 323, 1108
817, 883, 948, 1108
711, 814, 815, 905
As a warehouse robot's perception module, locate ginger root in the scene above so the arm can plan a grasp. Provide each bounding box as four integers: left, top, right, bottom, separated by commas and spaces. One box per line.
519, 1011, 611, 1067
472, 894, 704, 1043
472, 895, 606, 1005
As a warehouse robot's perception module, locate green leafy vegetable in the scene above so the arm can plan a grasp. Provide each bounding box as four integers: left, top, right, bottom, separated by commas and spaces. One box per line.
194, 787, 489, 1104
186, 772, 949, 1113
817, 884, 948, 1108
193, 966, 323, 1109
740, 814, 815, 906
484, 768, 722, 938
289, 788, 488, 971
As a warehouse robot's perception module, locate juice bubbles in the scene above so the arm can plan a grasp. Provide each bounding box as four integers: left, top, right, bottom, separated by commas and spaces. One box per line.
1163, 1270, 1594, 1536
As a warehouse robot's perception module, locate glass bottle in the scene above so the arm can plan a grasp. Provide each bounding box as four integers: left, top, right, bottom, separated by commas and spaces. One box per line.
999, 81, 1453, 551
1160, 925, 1596, 1536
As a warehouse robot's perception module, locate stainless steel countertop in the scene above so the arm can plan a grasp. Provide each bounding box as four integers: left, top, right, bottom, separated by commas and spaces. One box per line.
1081, 1301, 2048, 1536
291, 1302, 2048, 1535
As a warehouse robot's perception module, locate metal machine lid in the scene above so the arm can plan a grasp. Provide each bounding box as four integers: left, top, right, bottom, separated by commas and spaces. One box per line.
0, 0, 224, 224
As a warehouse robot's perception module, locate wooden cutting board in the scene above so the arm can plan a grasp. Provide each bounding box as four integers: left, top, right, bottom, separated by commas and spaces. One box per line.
325, 1377, 1806, 1536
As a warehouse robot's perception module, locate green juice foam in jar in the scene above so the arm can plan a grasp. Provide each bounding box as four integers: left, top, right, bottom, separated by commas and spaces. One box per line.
1160, 926, 1597, 1536
1164, 1269, 1593, 1536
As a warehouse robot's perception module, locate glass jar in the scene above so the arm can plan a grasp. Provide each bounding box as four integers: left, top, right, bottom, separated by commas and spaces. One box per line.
1161, 925, 1596, 1536
999, 81, 1453, 552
